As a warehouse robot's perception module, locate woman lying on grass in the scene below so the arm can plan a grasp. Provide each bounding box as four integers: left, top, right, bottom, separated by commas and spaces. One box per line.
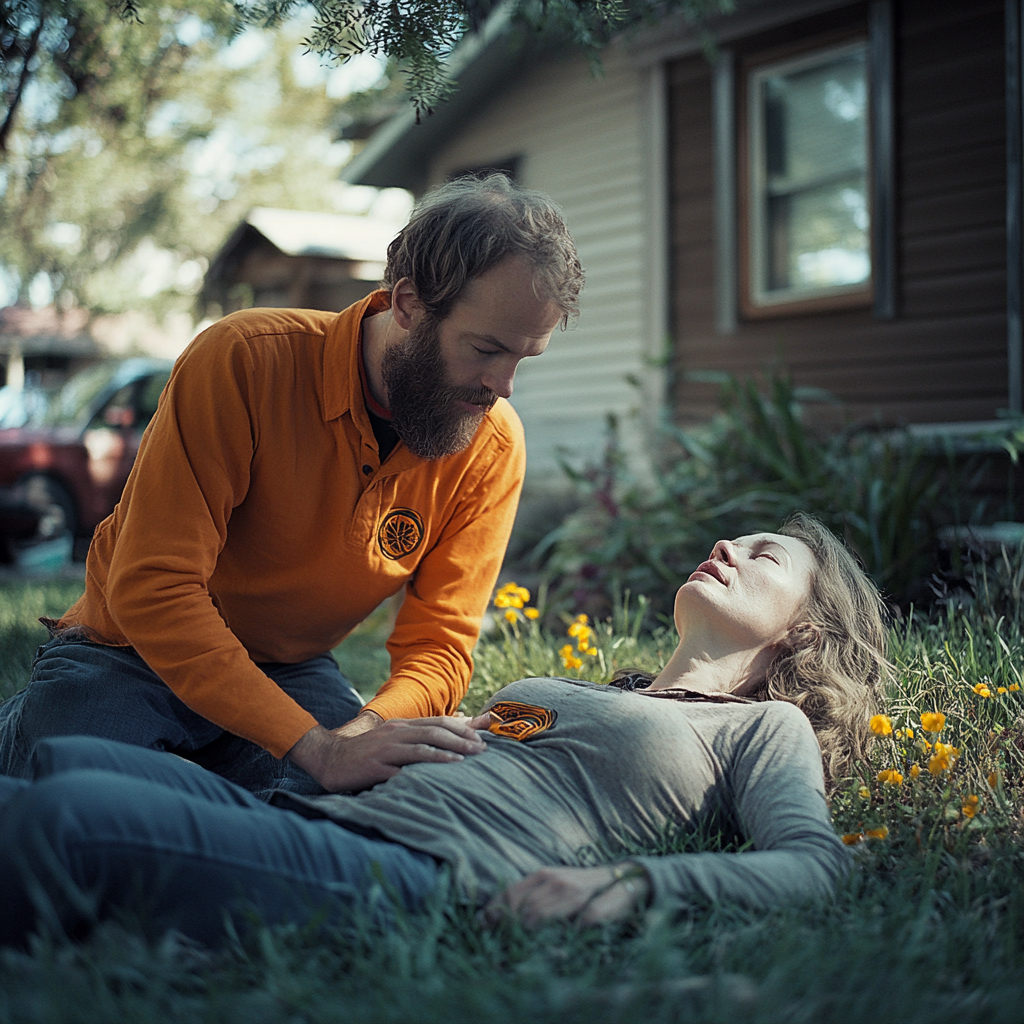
0, 513, 889, 947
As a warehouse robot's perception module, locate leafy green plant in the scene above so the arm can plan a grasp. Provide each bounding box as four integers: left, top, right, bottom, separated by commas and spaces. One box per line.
536, 374, 1013, 617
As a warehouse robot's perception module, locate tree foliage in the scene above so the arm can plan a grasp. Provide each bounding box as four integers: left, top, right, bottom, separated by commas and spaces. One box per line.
0, 2, 377, 314
0, 0, 731, 313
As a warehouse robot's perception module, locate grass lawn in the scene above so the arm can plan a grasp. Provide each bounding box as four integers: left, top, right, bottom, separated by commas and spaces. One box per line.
0, 575, 1022, 1023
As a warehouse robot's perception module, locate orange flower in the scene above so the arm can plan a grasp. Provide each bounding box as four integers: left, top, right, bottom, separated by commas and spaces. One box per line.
865, 826, 889, 840
842, 833, 864, 846
961, 794, 980, 819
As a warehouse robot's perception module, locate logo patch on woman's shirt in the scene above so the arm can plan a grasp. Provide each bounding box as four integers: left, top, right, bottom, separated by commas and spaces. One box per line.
487, 701, 557, 741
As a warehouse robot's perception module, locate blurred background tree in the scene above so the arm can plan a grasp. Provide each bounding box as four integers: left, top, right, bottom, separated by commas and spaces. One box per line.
0, 0, 730, 318
0, 0, 406, 319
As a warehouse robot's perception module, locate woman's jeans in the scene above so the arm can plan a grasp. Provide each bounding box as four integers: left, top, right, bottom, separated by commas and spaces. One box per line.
0, 736, 439, 948
0, 634, 365, 801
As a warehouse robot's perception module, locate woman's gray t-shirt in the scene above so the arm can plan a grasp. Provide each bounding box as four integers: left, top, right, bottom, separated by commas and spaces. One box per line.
284, 677, 851, 911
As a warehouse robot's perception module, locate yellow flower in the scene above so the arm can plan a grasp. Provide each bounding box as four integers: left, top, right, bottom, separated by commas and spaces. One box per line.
495, 583, 529, 609
876, 769, 903, 787
841, 833, 864, 846
559, 643, 582, 670
869, 714, 893, 736
919, 712, 945, 733
927, 742, 960, 776
524, 607, 540, 620
858, 785, 870, 799
865, 826, 889, 840
504, 609, 518, 623
1009, 684, 1020, 692
895, 727, 915, 741
961, 794, 980, 819
909, 764, 921, 778
997, 686, 1007, 694
972, 683, 992, 698
987, 771, 1000, 789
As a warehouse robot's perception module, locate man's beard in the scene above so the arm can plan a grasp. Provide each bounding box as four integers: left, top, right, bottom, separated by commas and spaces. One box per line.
380, 315, 498, 460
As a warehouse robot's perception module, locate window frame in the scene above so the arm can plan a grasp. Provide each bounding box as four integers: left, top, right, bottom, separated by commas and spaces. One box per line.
737, 29, 875, 319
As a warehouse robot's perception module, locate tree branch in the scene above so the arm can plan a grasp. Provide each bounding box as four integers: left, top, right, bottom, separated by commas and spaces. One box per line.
0, 11, 44, 155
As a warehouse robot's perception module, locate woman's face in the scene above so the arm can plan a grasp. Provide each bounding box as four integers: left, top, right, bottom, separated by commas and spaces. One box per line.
674, 533, 816, 649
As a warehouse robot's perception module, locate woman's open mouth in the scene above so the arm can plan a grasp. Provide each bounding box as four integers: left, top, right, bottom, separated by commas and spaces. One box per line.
690, 561, 728, 584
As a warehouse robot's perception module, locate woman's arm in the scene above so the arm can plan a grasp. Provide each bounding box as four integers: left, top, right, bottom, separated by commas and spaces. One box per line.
633, 702, 851, 914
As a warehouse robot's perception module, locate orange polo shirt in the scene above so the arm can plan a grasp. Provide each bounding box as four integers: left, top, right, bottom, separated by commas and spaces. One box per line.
57, 293, 526, 757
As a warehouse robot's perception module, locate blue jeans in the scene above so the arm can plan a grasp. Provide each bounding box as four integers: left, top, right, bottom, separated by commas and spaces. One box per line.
0, 736, 440, 948
0, 635, 365, 800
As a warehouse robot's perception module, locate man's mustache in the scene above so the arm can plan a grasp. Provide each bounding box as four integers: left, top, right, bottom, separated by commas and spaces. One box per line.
448, 386, 498, 410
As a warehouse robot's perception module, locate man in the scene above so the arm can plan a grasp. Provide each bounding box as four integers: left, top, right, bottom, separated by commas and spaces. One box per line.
0, 174, 583, 798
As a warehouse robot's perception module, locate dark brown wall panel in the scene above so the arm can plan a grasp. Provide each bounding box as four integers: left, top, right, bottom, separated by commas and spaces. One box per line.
667, 0, 1008, 426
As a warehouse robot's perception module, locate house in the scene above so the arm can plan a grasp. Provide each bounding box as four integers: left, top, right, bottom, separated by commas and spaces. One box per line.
342, 0, 1020, 482
0, 304, 199, 397
203, 207, 408, 316
0, 305, 100, 390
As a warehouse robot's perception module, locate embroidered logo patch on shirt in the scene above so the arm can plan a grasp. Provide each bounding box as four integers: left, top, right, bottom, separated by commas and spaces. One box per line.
487, 701, 557, 741
377, 508, 425, 559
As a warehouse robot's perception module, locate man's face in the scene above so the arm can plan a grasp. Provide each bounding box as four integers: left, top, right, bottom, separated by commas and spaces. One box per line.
382, 258, 562, 460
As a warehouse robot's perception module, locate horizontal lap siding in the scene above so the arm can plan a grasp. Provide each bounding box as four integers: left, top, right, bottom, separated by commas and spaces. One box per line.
668, 0, 1008, 426
426, 47, 649, 477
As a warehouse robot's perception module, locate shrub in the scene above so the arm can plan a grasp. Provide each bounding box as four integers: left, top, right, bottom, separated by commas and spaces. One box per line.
535, 374, 1015, 617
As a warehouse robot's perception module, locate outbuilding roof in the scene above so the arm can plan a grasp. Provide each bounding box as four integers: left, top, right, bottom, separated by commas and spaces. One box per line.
241, 207, 405, 262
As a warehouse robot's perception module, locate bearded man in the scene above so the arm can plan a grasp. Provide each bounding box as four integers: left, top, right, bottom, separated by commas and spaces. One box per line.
0, 175, 583, 798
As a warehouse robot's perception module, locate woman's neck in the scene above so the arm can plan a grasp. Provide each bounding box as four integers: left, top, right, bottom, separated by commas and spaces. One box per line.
648, 629, 776, 696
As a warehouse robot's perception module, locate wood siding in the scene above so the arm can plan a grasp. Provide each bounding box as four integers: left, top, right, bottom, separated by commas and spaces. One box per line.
424, 46, 655, 479
668, 0, 1009, 425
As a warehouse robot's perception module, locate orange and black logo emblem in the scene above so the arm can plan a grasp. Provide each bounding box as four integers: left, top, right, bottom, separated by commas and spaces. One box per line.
487, 701, 557, 741
378, 508, 425, 560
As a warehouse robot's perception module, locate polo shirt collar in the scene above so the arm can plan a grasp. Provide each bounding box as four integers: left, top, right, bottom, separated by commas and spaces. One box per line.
322, 289, 391, 424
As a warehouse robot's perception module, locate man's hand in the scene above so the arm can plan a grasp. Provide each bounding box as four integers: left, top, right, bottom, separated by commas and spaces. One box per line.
287, 712, 493, 793
483, 864, 651, 929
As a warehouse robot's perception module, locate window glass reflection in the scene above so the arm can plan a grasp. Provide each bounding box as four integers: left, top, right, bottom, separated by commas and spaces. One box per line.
751, 43, 869, 304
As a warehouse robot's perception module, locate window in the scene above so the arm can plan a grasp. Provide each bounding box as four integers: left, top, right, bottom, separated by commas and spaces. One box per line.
741, 39, 871, 315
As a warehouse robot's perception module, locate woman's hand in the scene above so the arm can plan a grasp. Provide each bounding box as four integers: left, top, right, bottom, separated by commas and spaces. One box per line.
483, 864, 651, 928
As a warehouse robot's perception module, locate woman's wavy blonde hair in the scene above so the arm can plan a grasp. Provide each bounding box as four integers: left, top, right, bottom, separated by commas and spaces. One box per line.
763, 512, 892, 786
